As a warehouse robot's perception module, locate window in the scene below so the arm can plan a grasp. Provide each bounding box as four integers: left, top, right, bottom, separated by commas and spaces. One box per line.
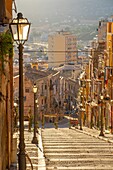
45, 98, 47, 104
45, 84, 47, 90
25, 88, 29, 93
42, 99, 44, 105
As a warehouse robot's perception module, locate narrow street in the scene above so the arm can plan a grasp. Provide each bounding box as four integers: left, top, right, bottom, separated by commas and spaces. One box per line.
41, 128, 113, 170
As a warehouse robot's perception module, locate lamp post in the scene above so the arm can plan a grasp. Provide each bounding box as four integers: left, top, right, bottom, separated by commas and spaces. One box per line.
32, 83, 38, 144
99, 95, 104, 136
99, 93, 110, 136
36, 103, 39, 130
79, 103, 84, 130
10, 13, 30, 170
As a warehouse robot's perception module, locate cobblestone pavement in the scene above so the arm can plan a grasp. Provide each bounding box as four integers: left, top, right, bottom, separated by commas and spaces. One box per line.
10, 126, 46, 170
42, 127, 113, 170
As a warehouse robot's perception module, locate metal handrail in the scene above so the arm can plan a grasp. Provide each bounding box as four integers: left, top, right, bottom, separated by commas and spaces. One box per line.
26, 152, 33, 170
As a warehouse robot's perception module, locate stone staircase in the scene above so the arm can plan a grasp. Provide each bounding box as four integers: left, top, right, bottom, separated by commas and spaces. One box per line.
42, 128, 113, 170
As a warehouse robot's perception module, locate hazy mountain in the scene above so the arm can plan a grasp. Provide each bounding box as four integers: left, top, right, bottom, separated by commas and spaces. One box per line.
16, 0, 113, 26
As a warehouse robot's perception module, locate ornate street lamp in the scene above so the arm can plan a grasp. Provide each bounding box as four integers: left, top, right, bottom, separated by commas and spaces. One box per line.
99, 95, 105, 136
10, 13, 30, 45
10, 13, 31, 170
32, 83, 38, 144
14, 102, 18, 107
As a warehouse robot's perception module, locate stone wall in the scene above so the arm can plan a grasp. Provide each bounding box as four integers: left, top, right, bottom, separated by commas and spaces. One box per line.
0, 53, 13, 170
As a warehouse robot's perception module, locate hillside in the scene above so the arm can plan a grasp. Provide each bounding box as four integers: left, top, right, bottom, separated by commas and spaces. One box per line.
17, 0, 113, 25
16, 0, 113, 42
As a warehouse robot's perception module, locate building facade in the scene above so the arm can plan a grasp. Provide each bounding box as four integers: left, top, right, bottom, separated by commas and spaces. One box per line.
17, 65, 60, 122
77, 16, 113, 134
48, 30, 77, 68
0, 1, 15, 169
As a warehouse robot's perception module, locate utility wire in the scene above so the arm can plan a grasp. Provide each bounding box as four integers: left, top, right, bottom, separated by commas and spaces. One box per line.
20, 59, 86, 64
13, 49, 107, 53
23, 60, 78, 64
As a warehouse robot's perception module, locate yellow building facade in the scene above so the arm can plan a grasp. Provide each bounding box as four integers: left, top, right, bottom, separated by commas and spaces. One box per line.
106, 18, 113, 133
48, 31, 77, 68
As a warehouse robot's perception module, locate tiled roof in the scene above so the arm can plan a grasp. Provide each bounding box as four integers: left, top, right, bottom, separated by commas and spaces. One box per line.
25, 67, 59, 81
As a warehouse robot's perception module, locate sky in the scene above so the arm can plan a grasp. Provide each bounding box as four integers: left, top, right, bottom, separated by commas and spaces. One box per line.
15, 0, 113, 26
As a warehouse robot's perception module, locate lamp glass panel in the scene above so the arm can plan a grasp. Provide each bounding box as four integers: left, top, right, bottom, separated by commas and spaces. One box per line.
14, 103, 18, 107
18, 24, 30, 41
33, 86, 37, 93
10, 18, 30, 42
35, 99, 38, 103
10, 24, 18, 41
100, 95, 104, 100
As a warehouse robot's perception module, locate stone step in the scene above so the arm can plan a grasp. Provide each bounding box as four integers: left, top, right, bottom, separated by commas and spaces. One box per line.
44, 148, 113, 153
45, 152, 113, 156
42, 135, 98, 137
26, 163, 38, 169
42, 128, 113, 169
25, 146, 38, 149
46, 166, 113, 170
44, 145, 113, 149
44, 154, 113, 159
25, 148, 38, 152
47, 158, 113, 162
46, 159, 113, 167
42, 139, 104, 142
43, 142, 108, 145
